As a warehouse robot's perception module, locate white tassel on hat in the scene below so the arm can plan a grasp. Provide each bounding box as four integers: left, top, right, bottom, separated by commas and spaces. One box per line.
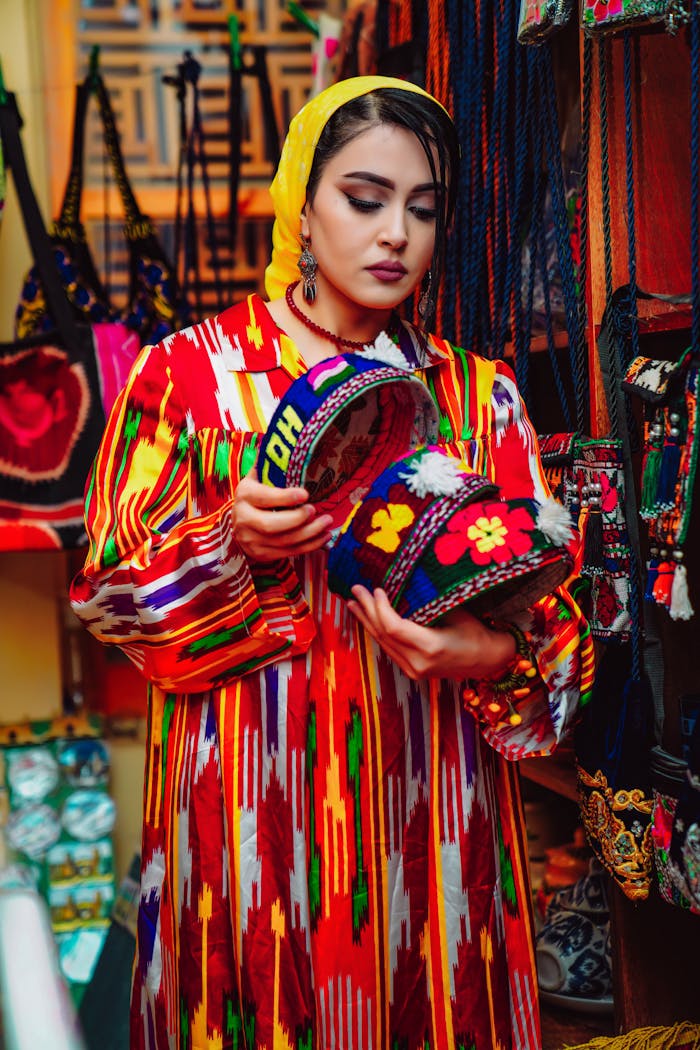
362, 331, 412, 370
401, 452, 465, 498
536, 498, 575, 546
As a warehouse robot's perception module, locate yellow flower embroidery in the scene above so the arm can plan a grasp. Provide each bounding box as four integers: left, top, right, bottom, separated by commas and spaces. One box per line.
367, 503, 415, 552
467, 515, 508, 554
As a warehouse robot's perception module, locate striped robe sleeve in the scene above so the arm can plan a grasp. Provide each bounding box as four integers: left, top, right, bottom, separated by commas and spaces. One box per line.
69, 340, 315, 693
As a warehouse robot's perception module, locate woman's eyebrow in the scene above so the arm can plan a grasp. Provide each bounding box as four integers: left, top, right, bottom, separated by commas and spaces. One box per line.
341, 170, 440, 193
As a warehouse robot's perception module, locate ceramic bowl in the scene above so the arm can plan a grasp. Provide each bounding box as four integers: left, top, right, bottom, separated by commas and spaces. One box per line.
536, 910, 612, 998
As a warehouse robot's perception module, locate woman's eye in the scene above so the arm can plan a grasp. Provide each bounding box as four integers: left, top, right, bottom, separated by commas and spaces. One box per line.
410, 206, 437, 222
345, 195, 382, 212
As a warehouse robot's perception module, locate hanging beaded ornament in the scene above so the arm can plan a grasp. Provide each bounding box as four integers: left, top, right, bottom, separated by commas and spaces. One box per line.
623, 350, 700, 621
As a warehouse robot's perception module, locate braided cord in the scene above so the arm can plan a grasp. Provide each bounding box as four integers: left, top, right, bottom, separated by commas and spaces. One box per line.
491, 0, 512, 356
508, 32, 530, 387
538, 191, 574, 431
540, 48, 581, 410
598, 35, 618, 438
623, 31, 640, 368
524, 60, 558, 416
575, 35, 593, 433
442, 0, 471, 343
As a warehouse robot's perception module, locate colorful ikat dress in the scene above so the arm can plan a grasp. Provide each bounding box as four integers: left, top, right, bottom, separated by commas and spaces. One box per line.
70, 296, 594, 1050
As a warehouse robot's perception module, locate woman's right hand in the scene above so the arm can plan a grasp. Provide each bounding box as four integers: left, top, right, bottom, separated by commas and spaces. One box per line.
231, 474, 334, 562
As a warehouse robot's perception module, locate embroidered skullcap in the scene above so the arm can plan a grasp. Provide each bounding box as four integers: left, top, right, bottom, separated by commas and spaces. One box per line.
264, 76, 447, 300
327, 446, 579, 624
257, 337, 439, 529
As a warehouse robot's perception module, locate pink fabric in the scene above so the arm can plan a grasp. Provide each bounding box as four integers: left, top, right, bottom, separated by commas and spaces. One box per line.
91, 323, 141, 417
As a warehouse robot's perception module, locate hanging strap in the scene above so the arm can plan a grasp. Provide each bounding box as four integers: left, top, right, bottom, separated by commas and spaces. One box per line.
0, 94, 85, 354
166, 52, 228, 318
93, 75, 150, 237
243, 46, 280, 170
54, 79, 92, 239
227, 14, 243, 265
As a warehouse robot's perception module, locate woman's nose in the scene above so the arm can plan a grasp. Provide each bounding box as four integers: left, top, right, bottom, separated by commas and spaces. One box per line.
378, 207, 408, 249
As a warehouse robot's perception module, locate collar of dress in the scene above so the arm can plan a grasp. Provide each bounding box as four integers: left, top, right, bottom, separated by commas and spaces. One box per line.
221, 294, 451, 380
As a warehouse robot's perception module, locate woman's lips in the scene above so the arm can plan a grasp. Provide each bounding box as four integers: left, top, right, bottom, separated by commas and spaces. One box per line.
366, 264, 408, 282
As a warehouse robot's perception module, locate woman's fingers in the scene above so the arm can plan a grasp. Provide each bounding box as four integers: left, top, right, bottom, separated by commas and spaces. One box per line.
352, 587, 423, 646
232, 478, 334, 559
236, 475, 310, 512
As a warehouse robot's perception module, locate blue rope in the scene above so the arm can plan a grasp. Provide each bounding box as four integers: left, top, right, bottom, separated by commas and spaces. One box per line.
538, 197, 574, 431
691, 0, 700, 352
598, 35, 618, 440
507, 36, 531, 383
491, 0, 514, 357
539, 48, 581, 412
519, 75, 542, 409
523, 59, 572, 430
465, 0, 490, 352
441, 0, 462, 341
443, 0, 478, 345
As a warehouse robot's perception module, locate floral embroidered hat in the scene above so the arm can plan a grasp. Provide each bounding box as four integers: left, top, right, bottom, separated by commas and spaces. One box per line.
258, 336, 440, 529
327, 446, 579, 624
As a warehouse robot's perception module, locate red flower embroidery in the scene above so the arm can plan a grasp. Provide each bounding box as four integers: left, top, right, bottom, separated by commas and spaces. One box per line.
434, 503, 534, 566
583, 0, 624, 23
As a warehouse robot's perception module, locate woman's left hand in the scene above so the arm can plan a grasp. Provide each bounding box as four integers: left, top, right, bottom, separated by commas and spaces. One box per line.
347, 586, 516, 682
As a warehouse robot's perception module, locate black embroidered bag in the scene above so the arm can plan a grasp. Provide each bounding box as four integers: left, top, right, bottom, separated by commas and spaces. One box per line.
0, 93, 136, 551
15, 71, 188, 345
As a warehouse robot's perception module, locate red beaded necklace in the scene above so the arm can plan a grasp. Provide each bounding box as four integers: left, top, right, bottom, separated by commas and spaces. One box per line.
285, 281, 398, 352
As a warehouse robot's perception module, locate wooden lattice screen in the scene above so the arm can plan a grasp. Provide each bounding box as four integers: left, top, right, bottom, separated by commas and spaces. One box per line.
45, 0, 338, 319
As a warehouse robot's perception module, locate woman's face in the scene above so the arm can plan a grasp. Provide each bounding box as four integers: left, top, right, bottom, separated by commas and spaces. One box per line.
300, 123, 441, 316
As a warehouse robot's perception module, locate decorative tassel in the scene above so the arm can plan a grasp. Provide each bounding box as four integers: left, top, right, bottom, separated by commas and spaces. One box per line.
562, 1021, 700, 1049
536, 497, 575, 545
401, 451, 466, 498
670, 557, 694, 621
655, 412, 683, 510
640, 416, 664, 519
645, 549, 660, 603
581, 480, 605, 576
652, 555, 675, 609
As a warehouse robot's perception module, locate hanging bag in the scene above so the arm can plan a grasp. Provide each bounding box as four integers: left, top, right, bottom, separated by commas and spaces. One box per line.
518, 0, 574, 45
574, 285, 666, 901
650, 731, 700, 915
16, 71, 188, 345
0, 91, 138, 551
579, 0, 685, 33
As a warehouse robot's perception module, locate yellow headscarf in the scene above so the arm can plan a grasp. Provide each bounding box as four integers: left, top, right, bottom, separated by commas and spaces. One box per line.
264, 76, 445, 300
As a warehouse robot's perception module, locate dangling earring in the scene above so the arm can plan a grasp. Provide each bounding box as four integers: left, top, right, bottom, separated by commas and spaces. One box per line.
297, 237, 318, 304
418, 270, 434, 320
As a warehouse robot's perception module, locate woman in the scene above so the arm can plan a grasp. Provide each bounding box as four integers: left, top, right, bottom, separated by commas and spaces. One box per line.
71, 76, 593, 1050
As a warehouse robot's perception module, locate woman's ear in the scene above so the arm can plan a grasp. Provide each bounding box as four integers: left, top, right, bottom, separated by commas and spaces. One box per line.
300, 202, 311, 242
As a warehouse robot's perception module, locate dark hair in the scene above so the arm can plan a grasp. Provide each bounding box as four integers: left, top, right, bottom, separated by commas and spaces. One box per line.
305, 88, 460, 326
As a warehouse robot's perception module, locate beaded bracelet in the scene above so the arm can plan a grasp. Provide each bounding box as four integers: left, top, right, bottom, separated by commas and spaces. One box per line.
462, 621, 538, 728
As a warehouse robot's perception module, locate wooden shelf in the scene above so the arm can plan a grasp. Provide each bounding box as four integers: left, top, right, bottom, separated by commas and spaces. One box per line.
520, 746, 579, 803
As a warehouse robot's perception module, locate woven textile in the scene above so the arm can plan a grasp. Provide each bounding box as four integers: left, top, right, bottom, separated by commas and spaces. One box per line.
70, 295, 593, 1050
